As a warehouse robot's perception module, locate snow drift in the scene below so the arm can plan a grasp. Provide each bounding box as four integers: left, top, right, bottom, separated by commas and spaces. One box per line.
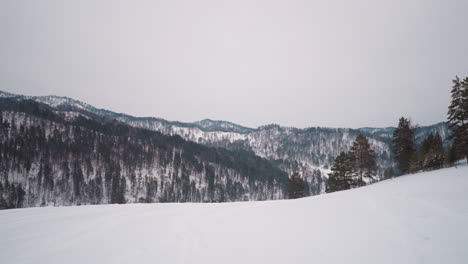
1, 163, 467, 264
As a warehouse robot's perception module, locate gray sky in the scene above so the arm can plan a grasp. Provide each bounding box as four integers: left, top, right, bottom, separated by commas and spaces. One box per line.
1, 0, 467, 128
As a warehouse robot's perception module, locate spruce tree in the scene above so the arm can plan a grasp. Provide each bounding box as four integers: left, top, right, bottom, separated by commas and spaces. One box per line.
383, 167, 394, 179
420, 133, 445, 171
327, 152, 352, 193
420, 133, 435, 157
392, 117, 415, 175
448, 77, 464, 129
409, 150, 422, 173
428, 133, 445, 170
447, 76, 468, 162
288, 173, 305, 199
348, 134, 376, 186
446, 144, 458, 166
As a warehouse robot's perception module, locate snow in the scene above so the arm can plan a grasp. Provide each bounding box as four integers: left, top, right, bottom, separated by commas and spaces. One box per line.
1, 164, 468, 264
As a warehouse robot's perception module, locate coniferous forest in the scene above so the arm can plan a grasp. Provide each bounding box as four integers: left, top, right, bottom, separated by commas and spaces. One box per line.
0, 99, 288, 208
326, 76, 468, 193
0, 76, 467, 207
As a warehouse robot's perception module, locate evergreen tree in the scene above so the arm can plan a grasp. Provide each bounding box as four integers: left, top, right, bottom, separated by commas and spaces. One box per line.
383, 167, 394, 180
446, 144, 458, 166
392, 117, 415, 175
409, 133, 445, 173
0, 197, 8, 209
420, 133, 435, 157
447, 76, 468, 162
348, 134, 376, 186
409, 151, 423, 173
288, 173, 305, 199
421, 133, 445, 170
327, 152, 352, 193
72, 161, 84, 197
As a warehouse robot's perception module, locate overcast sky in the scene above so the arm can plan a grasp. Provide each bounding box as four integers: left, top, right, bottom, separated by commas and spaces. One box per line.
1, 0, 467, 128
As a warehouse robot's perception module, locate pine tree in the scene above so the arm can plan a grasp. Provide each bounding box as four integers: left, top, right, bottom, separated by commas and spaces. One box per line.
409, 150, 422, 173
447, 76, 468, 162
383, 167, 394, 180
428, 133, 444, 170
288, 173, 305, 199
392, 117, 415, 175
420, 133, 435, 157
348, 134, 376, 186
327, 152, 352, 193
446, 144, 458, 166
420, 133, 445, 170
448, 76, 464, 129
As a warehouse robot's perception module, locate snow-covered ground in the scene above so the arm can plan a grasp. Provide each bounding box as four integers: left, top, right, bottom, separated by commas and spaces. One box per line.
1, 163, 467, 264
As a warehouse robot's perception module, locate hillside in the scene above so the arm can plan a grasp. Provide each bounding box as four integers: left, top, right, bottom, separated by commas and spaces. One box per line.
0, 90, 450, 195
1, 163, 467, 264
0, 98, 288, 207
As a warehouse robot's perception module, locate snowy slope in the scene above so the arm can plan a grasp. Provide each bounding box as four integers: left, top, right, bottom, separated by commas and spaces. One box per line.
0, 101, 289, 206
1, 163, 467, 264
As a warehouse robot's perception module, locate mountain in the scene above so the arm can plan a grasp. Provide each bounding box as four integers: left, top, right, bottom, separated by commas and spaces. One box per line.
0, 91, 254, 133
0, 90, 451, 196
0, 98, 288, 208
2, 162, 467, 263
193, 119, 255, 133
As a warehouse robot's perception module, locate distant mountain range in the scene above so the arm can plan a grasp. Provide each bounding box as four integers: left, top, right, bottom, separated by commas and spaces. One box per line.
0, 90, 450, 208
0, 90, 255, 134
0, 90, 448, 143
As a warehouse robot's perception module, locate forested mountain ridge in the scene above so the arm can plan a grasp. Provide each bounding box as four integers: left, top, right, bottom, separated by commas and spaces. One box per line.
0, 91, 450, 197
0, 91, 255, 134
357, 122, 449, 146
0, 98, 288, 208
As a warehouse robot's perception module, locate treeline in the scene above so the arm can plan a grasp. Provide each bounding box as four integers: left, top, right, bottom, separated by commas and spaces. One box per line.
392, 118, 448, 174
392, 76, 468, 175
287, 134, 379, 197
325, 75, 468, 193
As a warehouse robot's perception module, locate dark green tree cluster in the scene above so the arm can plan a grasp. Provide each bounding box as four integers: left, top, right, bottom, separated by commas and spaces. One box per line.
326, 152, 352, 192
327, 134, 376, 193
447, 76, 468, 162
409, 133, 445, 172
383, 167, 394, 180
349, 134, 377, 183
392, 117, 415, 175
288, 173, 306, 199
420, 133, 445, 170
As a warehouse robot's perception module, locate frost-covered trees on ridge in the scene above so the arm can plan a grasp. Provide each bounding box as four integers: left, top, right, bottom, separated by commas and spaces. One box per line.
0, 99, 289, 209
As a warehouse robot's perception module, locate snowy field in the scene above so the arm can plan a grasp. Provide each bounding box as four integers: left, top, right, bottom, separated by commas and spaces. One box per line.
1, 163, 467, 264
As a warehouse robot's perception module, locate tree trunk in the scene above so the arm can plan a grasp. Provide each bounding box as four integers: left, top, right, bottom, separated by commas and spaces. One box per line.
360, 167, 363, 186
